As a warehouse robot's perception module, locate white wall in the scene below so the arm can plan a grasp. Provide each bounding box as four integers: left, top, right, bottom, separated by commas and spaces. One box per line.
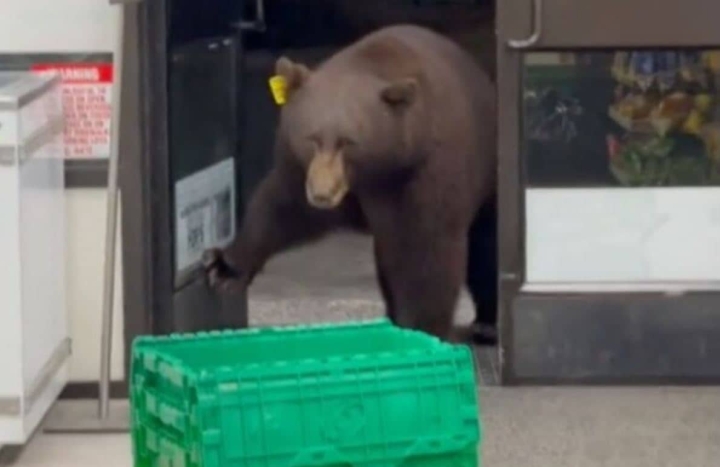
65, 189, 124, 382
0, 0, 123, 383
0, 0, 118, 54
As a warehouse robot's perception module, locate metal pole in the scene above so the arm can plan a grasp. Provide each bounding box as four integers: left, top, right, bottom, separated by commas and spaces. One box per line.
98, 2, 126, 420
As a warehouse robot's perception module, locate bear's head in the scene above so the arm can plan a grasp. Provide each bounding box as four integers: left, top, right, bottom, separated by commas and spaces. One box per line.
275, 56, 425, 210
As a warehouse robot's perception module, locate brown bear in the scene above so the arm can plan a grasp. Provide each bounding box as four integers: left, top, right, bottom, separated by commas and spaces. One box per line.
204, 24, 497, 342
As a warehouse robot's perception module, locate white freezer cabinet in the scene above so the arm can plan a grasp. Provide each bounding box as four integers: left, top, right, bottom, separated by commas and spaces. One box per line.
0, 72, 69, 444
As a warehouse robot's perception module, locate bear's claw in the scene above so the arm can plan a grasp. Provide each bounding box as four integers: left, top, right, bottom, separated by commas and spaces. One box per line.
202, 248, 244, 293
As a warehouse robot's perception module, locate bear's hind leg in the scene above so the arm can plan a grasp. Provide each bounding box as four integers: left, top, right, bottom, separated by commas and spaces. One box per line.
466, 197, 498, 346
373, 239, 396, 322
381, 234, 467, 342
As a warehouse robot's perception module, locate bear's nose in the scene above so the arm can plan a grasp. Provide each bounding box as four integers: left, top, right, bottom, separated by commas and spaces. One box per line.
306, 178, 345, 209
305, 151, 349, 210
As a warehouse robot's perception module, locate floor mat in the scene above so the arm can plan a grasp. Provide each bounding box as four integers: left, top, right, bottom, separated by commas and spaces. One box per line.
475, 345, 500, 386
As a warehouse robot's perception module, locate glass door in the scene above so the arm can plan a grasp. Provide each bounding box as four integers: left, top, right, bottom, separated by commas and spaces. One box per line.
168, 35, 243, 332
141, 0, 250, 334
497, 0, 720, 383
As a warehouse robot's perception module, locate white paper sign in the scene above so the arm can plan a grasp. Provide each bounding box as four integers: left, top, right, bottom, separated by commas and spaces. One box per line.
174, 158, 235, 272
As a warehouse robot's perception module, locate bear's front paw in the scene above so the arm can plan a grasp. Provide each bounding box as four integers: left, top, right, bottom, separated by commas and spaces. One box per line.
202, 248, 246, 294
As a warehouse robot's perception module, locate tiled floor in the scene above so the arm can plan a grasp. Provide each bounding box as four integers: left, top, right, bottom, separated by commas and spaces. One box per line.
5, 386, 720, 467
4, 233, 720, 466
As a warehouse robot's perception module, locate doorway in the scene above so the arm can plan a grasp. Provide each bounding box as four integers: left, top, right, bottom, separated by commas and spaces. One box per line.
132, 0, 501, 373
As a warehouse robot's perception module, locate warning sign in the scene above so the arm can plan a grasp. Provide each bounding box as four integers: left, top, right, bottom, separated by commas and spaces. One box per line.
31, 63, 113, 159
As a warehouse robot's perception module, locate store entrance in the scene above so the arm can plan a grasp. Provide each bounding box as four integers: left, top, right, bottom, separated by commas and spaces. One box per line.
132, 0, 500, 369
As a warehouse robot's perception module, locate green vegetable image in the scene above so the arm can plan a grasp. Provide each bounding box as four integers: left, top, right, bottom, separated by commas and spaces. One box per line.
610, 135, 715, 186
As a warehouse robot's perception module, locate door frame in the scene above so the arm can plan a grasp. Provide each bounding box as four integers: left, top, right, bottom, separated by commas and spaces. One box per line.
127, 0, 176, 338
118, 0, 173, 396
496, 0, 720, 385
119, 0, 205, 395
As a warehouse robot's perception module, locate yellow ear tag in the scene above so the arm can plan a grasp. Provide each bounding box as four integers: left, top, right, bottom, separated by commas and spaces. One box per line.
269, 75, 288, 106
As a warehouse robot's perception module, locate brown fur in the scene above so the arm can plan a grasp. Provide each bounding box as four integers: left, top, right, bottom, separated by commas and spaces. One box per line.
204, 25, 496, 341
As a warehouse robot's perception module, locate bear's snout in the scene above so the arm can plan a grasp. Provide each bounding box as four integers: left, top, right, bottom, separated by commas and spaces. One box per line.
305, 151, 349, 210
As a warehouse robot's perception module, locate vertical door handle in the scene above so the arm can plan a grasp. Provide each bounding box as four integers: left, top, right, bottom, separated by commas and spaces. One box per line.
507, 0, 543, 49
234, 0, 266, 32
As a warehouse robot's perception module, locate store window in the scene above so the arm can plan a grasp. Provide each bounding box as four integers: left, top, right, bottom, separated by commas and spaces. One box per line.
522, 51, 720, 288
524, 51, 720, 188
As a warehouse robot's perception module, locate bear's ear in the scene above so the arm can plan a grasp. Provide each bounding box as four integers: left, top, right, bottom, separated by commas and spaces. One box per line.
275, 56, 311, 95
380, 78, 418, 109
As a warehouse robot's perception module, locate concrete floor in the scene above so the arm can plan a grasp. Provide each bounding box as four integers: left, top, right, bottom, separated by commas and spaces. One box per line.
4, 232, 720, 467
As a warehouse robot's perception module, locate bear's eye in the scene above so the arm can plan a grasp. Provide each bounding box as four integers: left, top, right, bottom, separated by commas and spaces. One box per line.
337, 137, 357, 149
306, 135, 321, 149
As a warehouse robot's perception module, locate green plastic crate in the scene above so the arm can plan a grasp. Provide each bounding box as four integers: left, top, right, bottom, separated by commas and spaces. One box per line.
130, 319, 481, 467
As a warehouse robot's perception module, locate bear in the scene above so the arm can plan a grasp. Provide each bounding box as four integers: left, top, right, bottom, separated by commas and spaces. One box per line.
203, 24, 497, 343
